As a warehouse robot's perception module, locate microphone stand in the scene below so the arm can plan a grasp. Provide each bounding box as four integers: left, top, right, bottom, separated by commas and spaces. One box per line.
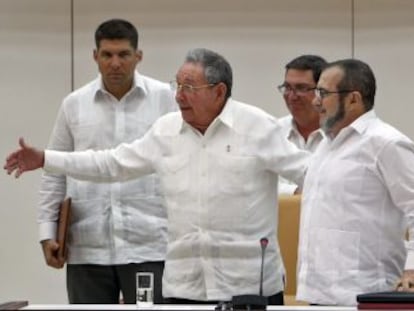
230, 238, 269, 311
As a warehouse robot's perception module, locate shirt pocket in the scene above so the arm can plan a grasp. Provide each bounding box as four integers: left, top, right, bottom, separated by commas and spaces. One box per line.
213, 154, 260, 195
158, 154, 190, 195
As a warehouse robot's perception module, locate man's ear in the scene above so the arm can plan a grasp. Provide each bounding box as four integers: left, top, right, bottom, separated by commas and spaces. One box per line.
136, 49, 143, 63
216, 82, 227, 102
351, 91, 362, 104
348, 91, 365, 113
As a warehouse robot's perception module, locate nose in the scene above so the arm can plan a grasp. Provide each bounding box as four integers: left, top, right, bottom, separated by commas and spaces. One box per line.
311, 96, 322, 111
175, 88, 185, 103
109, 55, 121, 68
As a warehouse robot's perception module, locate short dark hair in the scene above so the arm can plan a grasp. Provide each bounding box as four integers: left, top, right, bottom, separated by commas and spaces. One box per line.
285, 55, 328, 83
185, 48, 233, 100
95, 19, 138, 50
327, 59, 376, 111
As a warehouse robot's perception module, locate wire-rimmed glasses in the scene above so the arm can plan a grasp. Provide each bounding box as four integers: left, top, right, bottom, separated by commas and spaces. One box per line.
314, 87, 355, 99
277, 83, 316, 96
170, 81, 217, 93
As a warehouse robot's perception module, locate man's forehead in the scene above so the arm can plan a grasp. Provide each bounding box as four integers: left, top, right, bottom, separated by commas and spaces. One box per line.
285, 69, 315, 84
177, 62, 205, 80
319, 66, 343, 87
99, 38, 132, 47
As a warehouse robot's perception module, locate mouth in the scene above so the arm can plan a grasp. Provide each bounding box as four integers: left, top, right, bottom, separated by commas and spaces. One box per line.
108, 73, 123, 79
179, 105, 191, 111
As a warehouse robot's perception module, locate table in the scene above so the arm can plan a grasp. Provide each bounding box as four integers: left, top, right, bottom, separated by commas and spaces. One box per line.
21, 304, 356, 311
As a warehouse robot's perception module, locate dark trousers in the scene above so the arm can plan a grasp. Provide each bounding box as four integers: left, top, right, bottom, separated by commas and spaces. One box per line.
66, 261, 164, 304
164, 291, 284, 305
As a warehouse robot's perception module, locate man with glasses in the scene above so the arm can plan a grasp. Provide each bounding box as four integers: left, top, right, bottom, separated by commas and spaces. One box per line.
296, 58, 414, 305
277, 55, 327, 194
4, 48, 309, 305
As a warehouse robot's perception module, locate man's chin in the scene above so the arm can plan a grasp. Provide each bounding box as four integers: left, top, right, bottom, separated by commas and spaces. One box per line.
180, 110, 193, 122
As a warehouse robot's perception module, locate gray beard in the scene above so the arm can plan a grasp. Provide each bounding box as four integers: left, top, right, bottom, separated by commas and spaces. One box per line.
321, 100, 345, 135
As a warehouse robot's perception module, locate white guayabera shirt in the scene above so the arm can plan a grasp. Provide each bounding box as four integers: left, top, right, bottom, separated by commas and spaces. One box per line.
38, 72, 177, 264
43, 98, 310, 301
277, 115, 324, 195
297, 110, 414, 306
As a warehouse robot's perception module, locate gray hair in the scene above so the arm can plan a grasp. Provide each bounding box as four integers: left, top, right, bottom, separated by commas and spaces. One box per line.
185, 48, 232, 100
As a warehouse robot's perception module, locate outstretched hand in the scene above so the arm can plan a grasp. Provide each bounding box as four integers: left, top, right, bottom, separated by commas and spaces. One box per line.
3, 138, 45, 178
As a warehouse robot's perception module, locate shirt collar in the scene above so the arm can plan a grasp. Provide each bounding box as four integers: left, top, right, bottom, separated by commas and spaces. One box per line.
349, 109, 377, 134
177, 98, 235, 134
216, 98, 235, 129
286, 116, 324, 140
328, 109, 376, 142
93, 71, 146, 100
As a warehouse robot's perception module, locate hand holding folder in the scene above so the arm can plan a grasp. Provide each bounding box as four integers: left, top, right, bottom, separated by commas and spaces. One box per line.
56, 197, 71, 260
41, 197, 72, 269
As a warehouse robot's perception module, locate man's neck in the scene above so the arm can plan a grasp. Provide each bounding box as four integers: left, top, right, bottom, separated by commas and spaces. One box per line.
105, 80, 133, 101
295, 121, 319, 142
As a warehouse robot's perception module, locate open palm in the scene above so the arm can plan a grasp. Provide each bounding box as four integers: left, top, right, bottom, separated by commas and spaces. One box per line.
3, 138, 44, 178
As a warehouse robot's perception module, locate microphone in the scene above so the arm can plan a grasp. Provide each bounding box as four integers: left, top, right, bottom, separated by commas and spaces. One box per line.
259, 237, 268, 297
231, 237, 269, 311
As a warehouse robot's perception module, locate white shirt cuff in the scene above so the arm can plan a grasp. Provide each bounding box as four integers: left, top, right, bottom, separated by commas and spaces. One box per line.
44, 150, 66, 174
38, 221, 58, 242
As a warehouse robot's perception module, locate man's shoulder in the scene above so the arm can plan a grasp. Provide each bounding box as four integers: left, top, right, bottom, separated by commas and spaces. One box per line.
367, 118, 412, 144
277, 115, 293, 125
153, 111, 181, 127
64, 78, 98, 102
230, 99, 275, 120
227, 99, 279, 134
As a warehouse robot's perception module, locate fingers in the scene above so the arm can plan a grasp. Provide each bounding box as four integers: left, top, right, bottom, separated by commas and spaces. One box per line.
41, 240, 65, 269
4, 138, 27, 176
14, 168, 23, 179
4, 155, 23, 178
396, 280, 414, 291
47, 256, 65, 269
4, 159, 19, 176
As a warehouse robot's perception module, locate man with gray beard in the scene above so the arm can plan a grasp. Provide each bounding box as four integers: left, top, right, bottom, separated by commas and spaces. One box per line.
296, 59, 414, 306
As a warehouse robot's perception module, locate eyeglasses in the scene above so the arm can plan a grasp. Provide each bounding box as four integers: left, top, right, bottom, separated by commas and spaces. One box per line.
170, 80, 217, 93
277, 84, 316, 96
314, 88, 355, 99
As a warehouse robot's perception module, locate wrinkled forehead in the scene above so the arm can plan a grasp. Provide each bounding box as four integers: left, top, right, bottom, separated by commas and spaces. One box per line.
176, 62, 206, 82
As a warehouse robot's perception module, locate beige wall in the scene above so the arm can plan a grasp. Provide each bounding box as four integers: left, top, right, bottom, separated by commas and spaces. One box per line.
1, 0, 413, 304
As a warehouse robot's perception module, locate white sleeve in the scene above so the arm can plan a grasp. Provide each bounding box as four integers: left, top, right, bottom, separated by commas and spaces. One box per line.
38, 103, 72, 242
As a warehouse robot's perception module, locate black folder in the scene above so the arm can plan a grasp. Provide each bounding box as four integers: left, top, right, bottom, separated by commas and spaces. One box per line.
357, 291, 414, 309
